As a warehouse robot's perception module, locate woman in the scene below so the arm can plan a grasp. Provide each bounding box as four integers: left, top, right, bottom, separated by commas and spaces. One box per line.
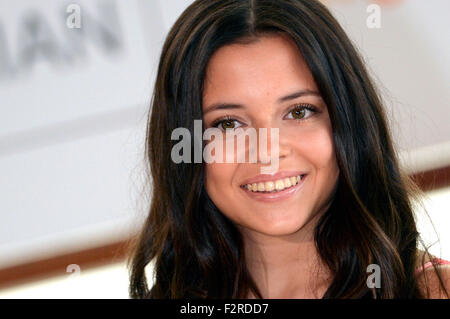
128, 0, 450, 298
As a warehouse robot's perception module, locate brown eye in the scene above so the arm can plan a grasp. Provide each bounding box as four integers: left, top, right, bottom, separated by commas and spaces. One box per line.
285, 104, 318, 121
221, 119, 236, 130
291, 108, 306, 119
212, 116, 243, 131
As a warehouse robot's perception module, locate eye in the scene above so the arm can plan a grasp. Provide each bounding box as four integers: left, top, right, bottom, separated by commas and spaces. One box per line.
285, 104, 318, 120
211, 116, 243, 131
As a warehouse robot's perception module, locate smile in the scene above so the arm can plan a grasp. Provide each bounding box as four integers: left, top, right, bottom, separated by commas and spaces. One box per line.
240, 174, 307, 203
241, 174, 305, 193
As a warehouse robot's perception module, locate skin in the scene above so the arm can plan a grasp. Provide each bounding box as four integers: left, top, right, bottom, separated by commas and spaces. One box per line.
415, 251, 450, 299
202, 33, 340, 298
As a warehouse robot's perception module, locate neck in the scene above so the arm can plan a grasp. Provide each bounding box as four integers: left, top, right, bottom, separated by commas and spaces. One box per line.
241, 210, 332, 299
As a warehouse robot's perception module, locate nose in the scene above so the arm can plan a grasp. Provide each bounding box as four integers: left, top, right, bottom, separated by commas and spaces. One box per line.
257, 127, 291, 159
253, 125, 292, 174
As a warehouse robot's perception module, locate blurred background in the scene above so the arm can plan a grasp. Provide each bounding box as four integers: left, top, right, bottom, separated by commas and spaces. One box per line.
0, 0, 448, 298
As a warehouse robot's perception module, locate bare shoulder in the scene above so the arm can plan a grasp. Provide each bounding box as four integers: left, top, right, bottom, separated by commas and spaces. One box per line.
417, 264, 450, 299
415, 250, 450, 299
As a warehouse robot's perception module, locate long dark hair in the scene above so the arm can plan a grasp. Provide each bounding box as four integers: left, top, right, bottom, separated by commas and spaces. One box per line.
128, 0, 448, 298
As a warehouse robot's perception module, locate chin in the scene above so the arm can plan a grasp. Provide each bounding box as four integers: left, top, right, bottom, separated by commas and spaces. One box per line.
241, 211, 313, 237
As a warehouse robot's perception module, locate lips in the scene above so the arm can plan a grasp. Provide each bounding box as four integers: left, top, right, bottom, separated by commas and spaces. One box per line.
240, 171, 308, 203
240, 173, 307, 203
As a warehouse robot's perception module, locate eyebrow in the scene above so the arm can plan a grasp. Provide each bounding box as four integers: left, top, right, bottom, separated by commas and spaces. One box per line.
203, 89, 321, 115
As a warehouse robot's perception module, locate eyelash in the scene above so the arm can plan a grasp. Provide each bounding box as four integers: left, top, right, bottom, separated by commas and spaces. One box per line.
210, 103, 319, 130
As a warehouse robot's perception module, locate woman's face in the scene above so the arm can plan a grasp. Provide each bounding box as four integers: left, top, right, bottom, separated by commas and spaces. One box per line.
202, 34, 339, 237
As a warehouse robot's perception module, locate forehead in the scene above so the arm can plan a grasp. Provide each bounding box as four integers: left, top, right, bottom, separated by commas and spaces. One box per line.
202, 34, 317, 105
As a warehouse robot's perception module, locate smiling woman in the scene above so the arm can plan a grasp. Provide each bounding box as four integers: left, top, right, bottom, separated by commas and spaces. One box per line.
202, 34, 340, 298
128, 0, 450, 299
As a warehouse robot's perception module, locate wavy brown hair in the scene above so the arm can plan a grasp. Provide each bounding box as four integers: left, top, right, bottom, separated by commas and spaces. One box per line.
128, 0, 448, 298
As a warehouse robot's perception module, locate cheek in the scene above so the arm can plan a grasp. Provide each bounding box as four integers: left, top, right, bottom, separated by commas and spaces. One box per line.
205, 163, 244, 224
287, 122, 336, 170
205, 163, 237, 200
305, 130, 335, 167
286, 122, 339, 202
297, 125, 339, 203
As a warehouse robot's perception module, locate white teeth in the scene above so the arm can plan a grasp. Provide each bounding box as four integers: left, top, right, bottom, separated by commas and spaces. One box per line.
243, 175, 304, 193
275, 180, 284, 191
265, 181, 274, 192
284, 178, 292, 188
290, 176, 296, 185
